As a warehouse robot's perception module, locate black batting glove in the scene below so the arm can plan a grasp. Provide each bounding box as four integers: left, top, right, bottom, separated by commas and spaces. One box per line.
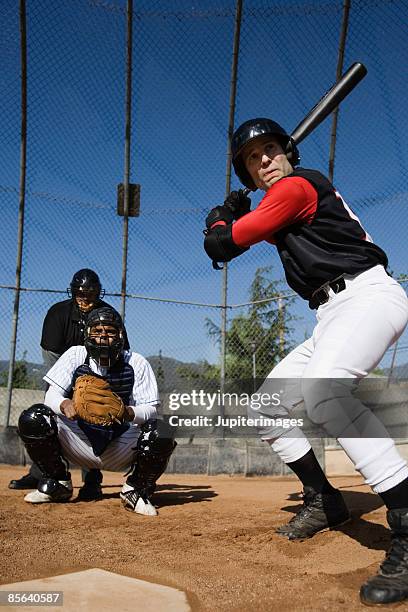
224, 189, 251, 220
205, 205, 234, 230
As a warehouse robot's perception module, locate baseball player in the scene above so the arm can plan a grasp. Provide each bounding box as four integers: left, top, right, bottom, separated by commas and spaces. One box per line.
204, 118, 408, 605
41, 268, 130, 368
9, 268, 129, 500
17, 307, 176, 516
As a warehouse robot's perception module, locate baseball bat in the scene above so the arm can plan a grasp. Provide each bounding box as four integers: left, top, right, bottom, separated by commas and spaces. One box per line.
291, 62, 367, 144
242, 62, 367, 195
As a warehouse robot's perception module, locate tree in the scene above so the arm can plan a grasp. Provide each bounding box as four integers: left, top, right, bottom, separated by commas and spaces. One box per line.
0, 351, 36, 389
206, 266, 298, 382
176, 267, 298, 387
177, 359, 220, 385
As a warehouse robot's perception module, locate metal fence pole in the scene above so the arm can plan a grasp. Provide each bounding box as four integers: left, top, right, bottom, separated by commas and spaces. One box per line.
120, 0, 133, 322
387, 341, 398, 388
5, 0, 28, 427
328, 0, 351, 182
220, 0, 243, 397
278, 297, 285, 359
250, 341, 257, 392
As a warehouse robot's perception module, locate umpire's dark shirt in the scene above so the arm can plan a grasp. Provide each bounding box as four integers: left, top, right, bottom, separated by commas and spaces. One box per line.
40, 299, 130, 354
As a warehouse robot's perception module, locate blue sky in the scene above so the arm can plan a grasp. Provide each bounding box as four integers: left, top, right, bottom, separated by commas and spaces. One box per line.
1, 0, 407, 369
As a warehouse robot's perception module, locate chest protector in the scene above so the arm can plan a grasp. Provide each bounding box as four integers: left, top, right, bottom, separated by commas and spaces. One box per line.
70, 356, 135, 456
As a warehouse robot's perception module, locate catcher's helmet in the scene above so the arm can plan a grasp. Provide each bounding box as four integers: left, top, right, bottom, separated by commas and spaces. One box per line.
231, 118, 300, 190
84, 307, 125, 367
67, 269, 105, 299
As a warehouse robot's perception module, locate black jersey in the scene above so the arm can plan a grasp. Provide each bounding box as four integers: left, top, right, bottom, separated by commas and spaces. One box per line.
275, 169, 387, 298
232, 168, 388, 300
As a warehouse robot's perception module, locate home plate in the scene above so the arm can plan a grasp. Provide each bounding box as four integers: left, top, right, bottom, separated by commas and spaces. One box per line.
0, 569, 191, 611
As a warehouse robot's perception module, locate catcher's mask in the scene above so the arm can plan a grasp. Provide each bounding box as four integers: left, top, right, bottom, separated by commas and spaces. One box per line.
67, 268, 105, 311
84, 307, 125, 367
231, 118, 300, 190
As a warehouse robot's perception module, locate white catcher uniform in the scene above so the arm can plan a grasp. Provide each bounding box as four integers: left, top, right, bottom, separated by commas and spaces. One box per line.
43, 346, 159, 472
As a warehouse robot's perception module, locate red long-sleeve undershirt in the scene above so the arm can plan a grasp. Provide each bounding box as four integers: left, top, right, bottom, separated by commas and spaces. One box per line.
214, 176, 318, 248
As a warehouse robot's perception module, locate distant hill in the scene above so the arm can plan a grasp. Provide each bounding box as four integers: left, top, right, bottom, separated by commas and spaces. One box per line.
1, 357, 407, 389
0, 355, 207, 391
146, 355, 210, 390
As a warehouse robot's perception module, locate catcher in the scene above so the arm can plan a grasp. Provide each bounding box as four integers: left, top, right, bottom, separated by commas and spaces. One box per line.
9, 268, 130, 500
17, 306, 176, 516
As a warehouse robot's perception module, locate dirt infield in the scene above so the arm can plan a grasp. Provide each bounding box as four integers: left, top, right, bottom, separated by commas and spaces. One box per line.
0, 464, 392, 611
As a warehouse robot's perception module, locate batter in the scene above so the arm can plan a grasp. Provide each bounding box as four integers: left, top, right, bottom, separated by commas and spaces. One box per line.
204, 118, 408, 605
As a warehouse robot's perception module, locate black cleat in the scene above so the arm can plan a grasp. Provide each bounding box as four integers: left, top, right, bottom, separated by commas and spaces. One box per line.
8, 472, 39, 490
77, 469, 103, 502
360, 508, 408, 605
276, 486, 350, 540
24, 477, 73, 503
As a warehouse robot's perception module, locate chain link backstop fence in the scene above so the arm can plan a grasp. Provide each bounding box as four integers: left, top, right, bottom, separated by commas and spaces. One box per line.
1, 0, 407, 426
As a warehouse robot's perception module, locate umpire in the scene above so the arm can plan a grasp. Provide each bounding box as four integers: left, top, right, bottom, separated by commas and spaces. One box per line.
8, 268, 129, 500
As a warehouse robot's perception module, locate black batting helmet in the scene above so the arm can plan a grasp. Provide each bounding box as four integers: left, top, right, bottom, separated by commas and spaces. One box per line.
231, 118, 300, 190
67, 269, 105, 299
84, 307, 125, 367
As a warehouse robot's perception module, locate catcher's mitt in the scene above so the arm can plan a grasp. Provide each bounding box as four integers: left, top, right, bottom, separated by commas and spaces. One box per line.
73, 374, 125, 427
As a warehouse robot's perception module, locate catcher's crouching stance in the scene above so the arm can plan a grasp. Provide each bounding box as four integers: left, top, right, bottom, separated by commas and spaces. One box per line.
18, 307, 176, 516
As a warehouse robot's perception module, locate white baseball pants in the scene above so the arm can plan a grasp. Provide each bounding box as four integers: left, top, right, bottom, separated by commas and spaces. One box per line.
265, 265, 408, 493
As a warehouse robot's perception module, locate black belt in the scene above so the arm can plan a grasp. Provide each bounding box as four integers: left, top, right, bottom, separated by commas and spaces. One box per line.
309, 275, 346, 310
